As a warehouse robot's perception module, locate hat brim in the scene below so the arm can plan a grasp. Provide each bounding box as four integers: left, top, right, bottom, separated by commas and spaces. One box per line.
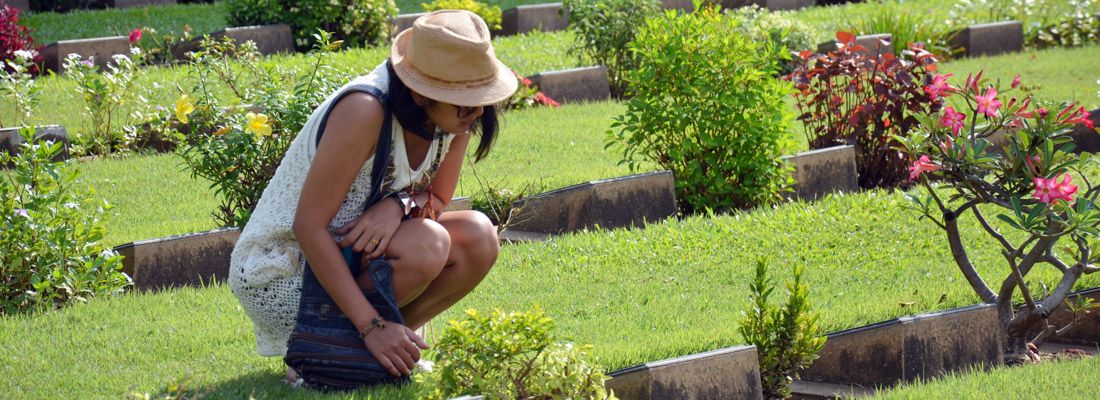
390, 28, 518, 107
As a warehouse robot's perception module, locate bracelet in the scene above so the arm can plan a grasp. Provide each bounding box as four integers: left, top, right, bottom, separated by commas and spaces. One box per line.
358, 316, 386, 339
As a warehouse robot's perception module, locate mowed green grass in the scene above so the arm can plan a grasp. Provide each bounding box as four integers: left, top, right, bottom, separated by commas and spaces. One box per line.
3, 187, 1100, 398
871, 355, 1100, 399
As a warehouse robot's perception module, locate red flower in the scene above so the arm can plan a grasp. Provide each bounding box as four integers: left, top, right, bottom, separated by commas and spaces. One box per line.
1011, 74, 1021, 89
939, 106, 966, 135
908, 155, 940, 180
1060, 106, 1093, 129
534, 92, 560, 107
974, 86, 1002, 118
924, 73, 956, 100
129, 28, 142, 45
1033, 174, 1077, 204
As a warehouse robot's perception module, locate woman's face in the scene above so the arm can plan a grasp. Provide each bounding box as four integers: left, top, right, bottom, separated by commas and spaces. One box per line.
419, 96, 485, 135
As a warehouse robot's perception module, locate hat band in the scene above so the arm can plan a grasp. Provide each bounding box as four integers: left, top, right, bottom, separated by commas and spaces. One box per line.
404, 58, 499, 89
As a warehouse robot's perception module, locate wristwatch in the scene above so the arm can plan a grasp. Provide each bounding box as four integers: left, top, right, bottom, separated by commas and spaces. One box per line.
393, 191, 413, 220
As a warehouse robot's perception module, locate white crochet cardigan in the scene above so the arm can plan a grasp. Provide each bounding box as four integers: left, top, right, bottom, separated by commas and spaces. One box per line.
229, 62, 455, 356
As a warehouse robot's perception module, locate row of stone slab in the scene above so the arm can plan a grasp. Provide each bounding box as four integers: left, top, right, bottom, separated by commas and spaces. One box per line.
6, 0, 171, 12
821, 21, 1035, 59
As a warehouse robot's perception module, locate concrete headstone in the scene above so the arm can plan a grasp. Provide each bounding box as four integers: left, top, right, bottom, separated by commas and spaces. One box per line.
528, 66, 611, 104
607, 345, 764, 400
0, 125, 70, 163
951, 21, 1024, 58
500, 3, 569, 36
507, 171, 676, 234
818, 33, 894, 56
782, 145, 858, 201
41, 36, 130, 73
115, 228, 240, 291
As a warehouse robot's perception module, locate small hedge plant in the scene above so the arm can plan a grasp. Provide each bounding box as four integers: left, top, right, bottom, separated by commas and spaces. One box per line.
563, 0, 659, 97
421, 0, 502, 31
0, 128, 130, 315
415, 308, 616, 399
225, 0, 396, 50
610, 6, 795, 213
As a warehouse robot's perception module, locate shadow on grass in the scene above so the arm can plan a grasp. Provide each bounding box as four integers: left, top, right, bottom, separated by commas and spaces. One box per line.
180, 370, 414, 399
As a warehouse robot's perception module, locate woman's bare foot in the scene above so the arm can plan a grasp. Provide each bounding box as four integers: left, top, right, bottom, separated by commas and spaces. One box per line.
285, 367, 303, 387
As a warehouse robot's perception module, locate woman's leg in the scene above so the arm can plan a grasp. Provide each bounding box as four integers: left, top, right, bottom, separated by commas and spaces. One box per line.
399, 210, 499, 329
355, 217, 451, 305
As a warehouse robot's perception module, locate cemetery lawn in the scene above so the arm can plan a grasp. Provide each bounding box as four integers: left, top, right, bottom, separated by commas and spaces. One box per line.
23, 3, 228, 45
870, 355, 1100, 399
2, 188, 1100, 398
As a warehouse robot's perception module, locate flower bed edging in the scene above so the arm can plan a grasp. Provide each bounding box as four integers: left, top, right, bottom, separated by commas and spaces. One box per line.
606, 345, 764, 400
506, 170, 677, 235
115, 228, 240, 291
1017, 287, 1100, 347
799, 303, 1003, 388
0, 125, 70, 164
110, 0, 176, 8
781, 145, 858, 201
528, 66, 610, 104
950, 21, 1024, 58
41, 36, 130, 74
500, 3, 569, 36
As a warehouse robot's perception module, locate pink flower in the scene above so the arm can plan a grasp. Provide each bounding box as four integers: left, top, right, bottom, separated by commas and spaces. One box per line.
1033, 174, 1077, 204
924, 74, 956, 100
964, 71, 983, 93
535, 92, 560, 107
974, 86, 1002, 118
1060, 106, 1094, 129
909, 155, 940, 180
13, 208, 29, 218
1011, 74, 1021, 89
129, 28, 142, 45
939, 106, 966, 135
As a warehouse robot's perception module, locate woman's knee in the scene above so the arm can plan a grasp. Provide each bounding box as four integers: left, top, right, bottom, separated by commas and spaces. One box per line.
445, 211, 499, 268
388, 219, 451, 280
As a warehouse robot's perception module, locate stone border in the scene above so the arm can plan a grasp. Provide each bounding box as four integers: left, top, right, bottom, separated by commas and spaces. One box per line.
110, 0, 176, 8
500, 3, 569, 36
0, 125, 70, 164
392, 12, 425, 36
528, 66, 611, 104
1068, 108, 1100, 153
506, 170, 677, 235
115, 228, 240, 291
817, 33, 893, 56
606, 345, 763, 400
41, 36, 130, 74
1017, 287, 1100, 346
950, 21, 1024, 58
801, 303, 1003, 387
782, 145, 858, 201
172, 24, 294, 60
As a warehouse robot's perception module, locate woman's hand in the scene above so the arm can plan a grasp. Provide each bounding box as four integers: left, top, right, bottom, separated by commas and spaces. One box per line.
336, 198, 403, 258
363, 323, 430, 376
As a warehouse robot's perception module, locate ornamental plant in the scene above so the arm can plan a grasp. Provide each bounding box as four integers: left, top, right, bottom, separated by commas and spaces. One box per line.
0, 2, 40, 76
611, 6, 794, 213
414, 308, 616, 400
131, 26, 196, 65
739, 258, 826, 400
0, 49, 39, 127
897, 71, 1100, 348
175, 32, 347, 227
63, 49, 166, 156
508, 70, 559, 111
563, 0, 659, 97
225, 0, 396, 50
421, 0, 502, 31
0, 128, 130, 315
785, 32, 943, 189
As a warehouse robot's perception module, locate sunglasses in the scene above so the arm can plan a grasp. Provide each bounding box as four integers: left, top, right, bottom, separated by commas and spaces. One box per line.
456, 105, 482, 119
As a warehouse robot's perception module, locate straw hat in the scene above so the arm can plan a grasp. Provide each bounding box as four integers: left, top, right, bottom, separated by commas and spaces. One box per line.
390, 10, 518, 107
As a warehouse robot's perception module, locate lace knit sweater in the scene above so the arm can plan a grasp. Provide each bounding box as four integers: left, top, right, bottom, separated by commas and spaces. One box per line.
229, 62, 454, 356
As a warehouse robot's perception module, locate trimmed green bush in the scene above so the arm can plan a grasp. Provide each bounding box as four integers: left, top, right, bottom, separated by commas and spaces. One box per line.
225, 0, 397, 50
421, 0, 502, 30
563, 0, 659, 97
610, 6, 795, 213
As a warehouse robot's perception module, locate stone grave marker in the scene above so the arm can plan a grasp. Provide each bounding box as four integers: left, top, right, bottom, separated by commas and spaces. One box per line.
115, 228, 240, 291
528, 66, 611, 104
782, 145, 858, 201
172, 24, 294, 60
817, 33, 893, 56
41, 36, 130, 73
500, 3, 569, 36
0, 125, 70, 163
507, 171, 676, 235
607, 345, 763, 400
951, 21, 1023, 58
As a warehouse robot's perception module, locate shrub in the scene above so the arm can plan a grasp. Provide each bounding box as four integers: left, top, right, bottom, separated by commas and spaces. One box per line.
414, 308, 616, 400
897, 72, 1100, 349
728, 5, 822, 60
563, 0, 659, 97
739, 258, 825, 400
63, 52, 142, 156
175, 32, 347, 227
0, 128, 130, 315
0, 2, 40, 76
785, 32, 942, 189
610, 7, 794, 214
0, 49, 39, 127
421, 0, 502, 31
847, 5, 953, 56
225, 0, 396, 50
132, 26, 196, 66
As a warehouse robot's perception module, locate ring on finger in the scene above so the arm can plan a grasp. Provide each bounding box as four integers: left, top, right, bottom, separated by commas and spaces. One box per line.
369, 239, 380, 246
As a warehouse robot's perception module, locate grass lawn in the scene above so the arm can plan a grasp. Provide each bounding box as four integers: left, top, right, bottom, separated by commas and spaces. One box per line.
3, 187, 1099, 398
871, 355, 1100, 399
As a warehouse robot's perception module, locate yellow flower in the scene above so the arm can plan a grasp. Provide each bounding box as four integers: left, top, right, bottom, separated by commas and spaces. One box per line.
246, 112, 272, 140
213, 126, 230, 136
175, 94, 195, 124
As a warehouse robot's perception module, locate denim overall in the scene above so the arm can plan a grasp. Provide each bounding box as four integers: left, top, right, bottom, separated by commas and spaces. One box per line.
283, 82, 409, 391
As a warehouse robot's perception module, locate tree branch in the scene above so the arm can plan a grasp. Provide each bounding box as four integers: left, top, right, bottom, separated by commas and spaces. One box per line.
944, 207, 998, 303
974, 207, 1016, 254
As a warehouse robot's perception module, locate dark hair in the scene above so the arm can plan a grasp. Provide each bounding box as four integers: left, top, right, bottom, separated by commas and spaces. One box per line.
386, 60, 499, 162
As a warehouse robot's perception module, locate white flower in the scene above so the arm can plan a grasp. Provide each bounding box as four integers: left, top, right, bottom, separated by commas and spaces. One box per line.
63, 202, 79, 209
13, 50, 35, 60
112, 54, 130, 63
99, 249, 118, 259
130, 47, 142, 56
66, 53, 82, 60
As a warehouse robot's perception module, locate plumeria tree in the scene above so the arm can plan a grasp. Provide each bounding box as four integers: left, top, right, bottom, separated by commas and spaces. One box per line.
897, 71, 1099, 349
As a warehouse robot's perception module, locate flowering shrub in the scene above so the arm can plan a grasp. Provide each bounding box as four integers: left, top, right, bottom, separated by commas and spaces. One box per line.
0, 128, 130, 315
0, 2, 40, 76
175, 32, 347, 227
414, 308, 616, 400
727, 5, 822, 73
421, 0, 502, 31
612, 6, 794, 213
786, 32, 943, 189
225, 0, 396, 51
63, 49, 166, 156
507, 70, 559, 110
0, 49, 38, 127
897, 71, 1100, 347
130, 26, 196, 65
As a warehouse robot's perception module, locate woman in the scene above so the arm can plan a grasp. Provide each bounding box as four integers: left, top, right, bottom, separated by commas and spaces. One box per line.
228, 10, 517, 385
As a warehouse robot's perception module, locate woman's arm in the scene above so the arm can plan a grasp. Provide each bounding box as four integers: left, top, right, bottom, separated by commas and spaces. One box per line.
415, 131, 472, 212
291, 93, 425, 376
